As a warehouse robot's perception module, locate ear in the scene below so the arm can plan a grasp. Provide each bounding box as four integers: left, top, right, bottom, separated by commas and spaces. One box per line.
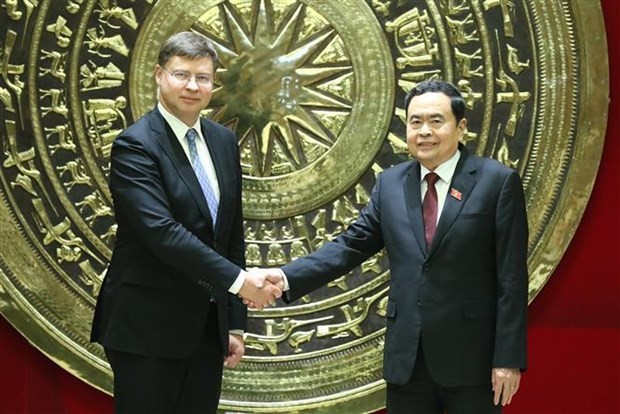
155, 65, 163, 85
455, 118, 467, 142
458, 117, 467, 134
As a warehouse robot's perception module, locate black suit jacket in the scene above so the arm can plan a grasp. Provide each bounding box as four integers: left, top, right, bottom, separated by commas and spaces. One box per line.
282, 145, 528, 387
91, 107, 246, 359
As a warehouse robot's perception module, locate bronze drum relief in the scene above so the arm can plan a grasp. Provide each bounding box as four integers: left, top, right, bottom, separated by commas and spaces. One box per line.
0, 0, 608, 412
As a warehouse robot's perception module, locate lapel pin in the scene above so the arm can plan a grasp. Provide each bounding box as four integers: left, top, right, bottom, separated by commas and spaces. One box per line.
450, 188, 462, 201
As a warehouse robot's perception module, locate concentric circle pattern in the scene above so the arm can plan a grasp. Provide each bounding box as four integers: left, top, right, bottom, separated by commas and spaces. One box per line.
0, 0, 608, 412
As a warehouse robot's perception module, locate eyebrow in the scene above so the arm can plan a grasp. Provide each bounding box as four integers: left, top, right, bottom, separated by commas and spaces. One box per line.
408, 112, 446, 121
171, 70, 211, 75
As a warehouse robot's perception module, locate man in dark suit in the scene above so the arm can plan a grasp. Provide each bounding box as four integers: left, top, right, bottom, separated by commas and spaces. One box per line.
91, 31, 280, 414
258, 80, 528, 413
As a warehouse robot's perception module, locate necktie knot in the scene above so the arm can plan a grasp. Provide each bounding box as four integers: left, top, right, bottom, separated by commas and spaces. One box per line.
425, 172, 440, 186
186, 128, 198, 144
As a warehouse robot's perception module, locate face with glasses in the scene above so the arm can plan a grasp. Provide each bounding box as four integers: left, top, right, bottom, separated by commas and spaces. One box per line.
156, 55, 215, 126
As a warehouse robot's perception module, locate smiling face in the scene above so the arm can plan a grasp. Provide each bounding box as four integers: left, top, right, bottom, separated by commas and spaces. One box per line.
155, 55, 215, 126
406, 91, 467, 171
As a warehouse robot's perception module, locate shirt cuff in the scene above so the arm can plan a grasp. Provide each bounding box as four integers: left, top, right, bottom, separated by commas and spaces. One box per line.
229, 329, 244, 336
229, 270, 246, 294
279, 268, 290, 291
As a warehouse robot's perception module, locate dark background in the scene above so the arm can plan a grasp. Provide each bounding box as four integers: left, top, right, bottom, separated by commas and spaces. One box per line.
1, 1, 618, 412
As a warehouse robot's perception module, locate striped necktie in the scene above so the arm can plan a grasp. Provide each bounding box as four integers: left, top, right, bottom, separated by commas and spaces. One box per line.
186, 128, 218, 227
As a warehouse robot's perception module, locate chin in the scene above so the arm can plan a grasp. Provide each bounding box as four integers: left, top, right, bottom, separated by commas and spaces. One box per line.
415, 151, 434, 160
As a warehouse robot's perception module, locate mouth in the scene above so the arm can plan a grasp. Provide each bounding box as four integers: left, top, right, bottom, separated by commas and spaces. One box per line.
417, 142, 436, 148
180, 97, 200, 103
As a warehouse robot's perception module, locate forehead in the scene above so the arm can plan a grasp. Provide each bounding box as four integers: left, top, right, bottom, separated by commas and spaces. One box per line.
407, 92, 453, 117
166, 55, 214, 73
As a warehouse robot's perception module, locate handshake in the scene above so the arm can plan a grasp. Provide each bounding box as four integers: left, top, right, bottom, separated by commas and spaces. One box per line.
238, 268, 285, 310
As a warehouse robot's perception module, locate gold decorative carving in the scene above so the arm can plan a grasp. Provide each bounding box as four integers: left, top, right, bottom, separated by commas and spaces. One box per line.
0, 0, 609, 412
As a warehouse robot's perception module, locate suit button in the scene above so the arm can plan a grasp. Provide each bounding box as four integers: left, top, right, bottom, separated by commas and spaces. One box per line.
213, 242, 218, 249
423, 264, 429, 272
417, 299, 423, 306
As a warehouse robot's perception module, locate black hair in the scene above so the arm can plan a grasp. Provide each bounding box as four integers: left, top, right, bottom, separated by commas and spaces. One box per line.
403, 80, 466, 122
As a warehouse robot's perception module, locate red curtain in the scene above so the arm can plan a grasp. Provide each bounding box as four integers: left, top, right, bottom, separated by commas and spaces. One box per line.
1, 1, 618, 412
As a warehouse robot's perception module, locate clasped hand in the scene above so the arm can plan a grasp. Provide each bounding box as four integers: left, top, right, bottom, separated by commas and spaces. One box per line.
238, 268, 284, 310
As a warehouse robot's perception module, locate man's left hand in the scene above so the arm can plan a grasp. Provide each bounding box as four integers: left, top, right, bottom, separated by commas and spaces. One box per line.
492, 367, 521, 406
224, 333, 245, 368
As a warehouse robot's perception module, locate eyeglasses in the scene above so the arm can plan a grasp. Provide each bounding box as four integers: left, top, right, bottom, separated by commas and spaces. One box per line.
162, 68, 213, 87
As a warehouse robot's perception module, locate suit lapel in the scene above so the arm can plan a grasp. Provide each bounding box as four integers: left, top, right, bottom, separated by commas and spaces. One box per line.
429, 148, 478, 254
149, 108, 215, 226
403, 162, 428, 254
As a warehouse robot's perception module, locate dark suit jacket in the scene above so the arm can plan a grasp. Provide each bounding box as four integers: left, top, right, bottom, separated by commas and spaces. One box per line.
91, 107, 247, 359
282, 145, 528, 387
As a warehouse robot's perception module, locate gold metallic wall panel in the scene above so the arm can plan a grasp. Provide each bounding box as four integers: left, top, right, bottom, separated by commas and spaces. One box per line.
0, 0, 609, 412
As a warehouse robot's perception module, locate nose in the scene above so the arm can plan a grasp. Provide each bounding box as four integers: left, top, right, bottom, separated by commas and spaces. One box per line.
185, 77, 199, 90
419, 122, 432, 136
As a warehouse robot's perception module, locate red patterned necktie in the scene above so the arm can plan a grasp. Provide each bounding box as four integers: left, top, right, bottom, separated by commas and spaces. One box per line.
423, 172, 440, 249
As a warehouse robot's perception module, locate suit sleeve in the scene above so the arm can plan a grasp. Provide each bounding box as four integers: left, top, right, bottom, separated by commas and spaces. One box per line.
282, 174, 386, 302
493, 170, 529, 370
225, 133, 248, 330
109, 133, 242, 292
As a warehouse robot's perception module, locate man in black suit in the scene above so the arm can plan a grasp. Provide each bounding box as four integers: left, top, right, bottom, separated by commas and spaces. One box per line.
91, 31, 280, 414
258, 80, 528, 413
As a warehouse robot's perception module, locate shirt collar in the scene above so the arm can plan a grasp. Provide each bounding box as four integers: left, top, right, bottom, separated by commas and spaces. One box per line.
420, 149, 461, 185
158, 102, 202, 142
